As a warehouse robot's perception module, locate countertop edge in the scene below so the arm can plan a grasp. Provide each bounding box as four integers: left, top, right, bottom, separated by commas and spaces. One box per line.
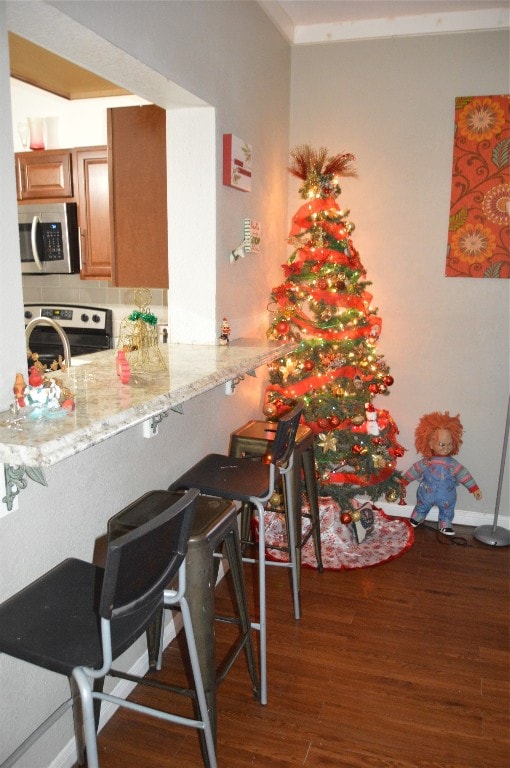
0, 340, 295, 468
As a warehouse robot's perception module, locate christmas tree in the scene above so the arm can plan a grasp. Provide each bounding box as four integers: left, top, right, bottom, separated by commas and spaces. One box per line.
264, 145, 405, 510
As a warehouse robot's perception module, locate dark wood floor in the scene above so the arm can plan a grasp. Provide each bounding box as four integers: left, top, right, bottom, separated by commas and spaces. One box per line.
82, 524, 509, 768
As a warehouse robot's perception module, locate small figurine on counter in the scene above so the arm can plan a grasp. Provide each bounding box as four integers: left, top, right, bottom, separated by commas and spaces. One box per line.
401, 411, 482, 536
219, 317, 231, 346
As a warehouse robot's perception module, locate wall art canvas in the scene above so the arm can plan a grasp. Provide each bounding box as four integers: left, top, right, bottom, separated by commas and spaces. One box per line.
223, 134, 252, 191
446, 95, 509, 279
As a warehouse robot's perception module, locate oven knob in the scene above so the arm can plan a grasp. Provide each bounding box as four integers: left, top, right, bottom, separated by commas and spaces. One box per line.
81, 313, 89, 323
92, 314, 101, 323
24, 310, 33, 320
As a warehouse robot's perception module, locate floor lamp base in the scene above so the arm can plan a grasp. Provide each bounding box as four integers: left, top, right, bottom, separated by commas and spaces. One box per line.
473, 524, 510, 547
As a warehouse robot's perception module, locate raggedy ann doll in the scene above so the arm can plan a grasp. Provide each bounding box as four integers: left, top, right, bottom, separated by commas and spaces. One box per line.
401, 411, 482, 536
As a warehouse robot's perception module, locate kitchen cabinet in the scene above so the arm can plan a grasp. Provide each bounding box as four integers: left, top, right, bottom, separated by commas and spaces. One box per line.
75, 147, 111, 279
16, 149, 73, 201
107, 104, 168, 288
15, 105, 168, 287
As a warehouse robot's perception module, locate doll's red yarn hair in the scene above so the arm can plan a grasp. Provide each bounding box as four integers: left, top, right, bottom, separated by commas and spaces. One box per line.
414, 411, 463, 458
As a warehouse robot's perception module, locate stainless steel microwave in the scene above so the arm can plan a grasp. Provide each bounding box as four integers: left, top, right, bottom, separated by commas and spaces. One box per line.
18, 202, 80, 275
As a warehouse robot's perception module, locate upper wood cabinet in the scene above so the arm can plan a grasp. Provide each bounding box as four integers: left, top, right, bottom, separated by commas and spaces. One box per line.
16, 149, 73, 201
75, 147, 111, 280
107, 104, 168, 289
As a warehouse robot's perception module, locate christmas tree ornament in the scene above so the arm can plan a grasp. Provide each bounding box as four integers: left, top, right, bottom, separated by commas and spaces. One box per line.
262, 402, 278, 419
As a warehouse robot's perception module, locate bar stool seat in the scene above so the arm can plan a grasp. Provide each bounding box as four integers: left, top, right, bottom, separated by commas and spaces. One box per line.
107, 490, 260, 747
229, 420, 324, 576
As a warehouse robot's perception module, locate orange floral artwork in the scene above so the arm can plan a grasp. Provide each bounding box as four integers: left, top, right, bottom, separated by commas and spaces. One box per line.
446, 95, 509, 278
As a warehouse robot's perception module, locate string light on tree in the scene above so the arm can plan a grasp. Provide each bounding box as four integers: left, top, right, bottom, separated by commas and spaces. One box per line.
264, 145, 405, 509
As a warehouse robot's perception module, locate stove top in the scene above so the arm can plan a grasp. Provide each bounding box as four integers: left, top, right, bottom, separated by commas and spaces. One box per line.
25, 304, 113, 365
24, 303, 113, 336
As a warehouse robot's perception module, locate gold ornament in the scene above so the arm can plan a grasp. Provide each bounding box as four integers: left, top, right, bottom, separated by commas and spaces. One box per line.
269, 491, 283, 508
262, 402, 278, 419
318, 433, 338, 453
385, 488, 398, 503
350, 510, 361, 523
280, 358, 298, 381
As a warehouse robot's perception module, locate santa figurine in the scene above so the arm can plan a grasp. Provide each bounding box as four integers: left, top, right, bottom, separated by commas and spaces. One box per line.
401, 411, 482, 536
219, 317, 231, 346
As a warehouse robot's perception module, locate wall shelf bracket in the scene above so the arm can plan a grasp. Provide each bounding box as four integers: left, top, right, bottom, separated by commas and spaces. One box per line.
3, 464, 48, 511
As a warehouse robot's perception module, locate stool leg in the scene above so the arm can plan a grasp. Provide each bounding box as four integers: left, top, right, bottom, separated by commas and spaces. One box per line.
302, 447, 324, 573
184, 540, 218, 741
246, 498, 268, 705
180, 594, 218, 768
282, 467, 301, 621
223, 528, 260, 698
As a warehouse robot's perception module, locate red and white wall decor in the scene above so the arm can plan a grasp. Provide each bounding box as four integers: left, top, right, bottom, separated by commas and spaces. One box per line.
223, 134, 252, 191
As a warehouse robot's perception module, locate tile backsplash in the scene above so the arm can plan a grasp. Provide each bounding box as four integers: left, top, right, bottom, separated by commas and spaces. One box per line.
22, 273, 167, 345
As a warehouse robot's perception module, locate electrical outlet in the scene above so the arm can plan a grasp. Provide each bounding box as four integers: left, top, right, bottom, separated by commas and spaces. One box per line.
143, 419, 158, 438
157, 324, 169, 344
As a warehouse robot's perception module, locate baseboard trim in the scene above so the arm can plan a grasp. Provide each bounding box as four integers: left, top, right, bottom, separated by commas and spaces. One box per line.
364, 497, 509, 530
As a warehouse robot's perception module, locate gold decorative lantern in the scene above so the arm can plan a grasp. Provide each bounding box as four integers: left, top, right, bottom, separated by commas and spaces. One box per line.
117, 288, 167, 372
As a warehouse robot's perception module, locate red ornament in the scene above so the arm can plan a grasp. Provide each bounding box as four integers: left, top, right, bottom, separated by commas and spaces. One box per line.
317, 278, 328, 290
340, 512, 352, 525
316, 417, 330, 430
329, 414, 340, 427
393, 445, 405, 457
383, 375, 394, 386
276, 320, 290, 335
303, 359, 315, 371
352, 444, 362, 454
368, 383, 379, 394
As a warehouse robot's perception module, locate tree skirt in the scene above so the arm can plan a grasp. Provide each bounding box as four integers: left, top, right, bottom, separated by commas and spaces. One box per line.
261, 496, 414, 571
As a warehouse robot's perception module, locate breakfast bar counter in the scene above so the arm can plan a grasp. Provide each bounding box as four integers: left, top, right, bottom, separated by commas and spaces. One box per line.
0, 340, 295, 469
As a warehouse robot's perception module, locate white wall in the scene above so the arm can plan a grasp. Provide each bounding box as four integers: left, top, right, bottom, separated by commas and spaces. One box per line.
290, 30, 509, 525
0, 2, 290, 765
11, 78, 148, 151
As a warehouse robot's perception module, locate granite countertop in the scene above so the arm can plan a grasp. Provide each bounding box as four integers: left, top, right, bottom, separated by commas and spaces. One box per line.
0, 340, 295, 468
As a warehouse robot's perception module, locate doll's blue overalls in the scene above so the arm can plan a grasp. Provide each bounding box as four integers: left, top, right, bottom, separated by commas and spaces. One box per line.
409, 457, 458, 527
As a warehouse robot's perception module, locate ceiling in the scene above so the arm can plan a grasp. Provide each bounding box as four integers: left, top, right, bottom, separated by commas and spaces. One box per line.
260, 0, 510, 44
9, 2, 510, 99
9, 32, 130, 100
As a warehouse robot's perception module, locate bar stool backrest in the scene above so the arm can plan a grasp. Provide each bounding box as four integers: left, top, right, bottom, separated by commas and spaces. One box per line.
270, 402, 303, 469
101, 488, 199, 621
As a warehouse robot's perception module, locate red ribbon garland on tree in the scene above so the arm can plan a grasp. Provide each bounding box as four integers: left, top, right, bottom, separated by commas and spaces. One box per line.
292, 313, 382, 341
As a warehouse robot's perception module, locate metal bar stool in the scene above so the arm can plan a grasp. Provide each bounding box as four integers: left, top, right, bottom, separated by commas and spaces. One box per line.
168, 402, 303, 705
107, 490, 260, 749
229, 420, 324, 579
0, 490, 218, 768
